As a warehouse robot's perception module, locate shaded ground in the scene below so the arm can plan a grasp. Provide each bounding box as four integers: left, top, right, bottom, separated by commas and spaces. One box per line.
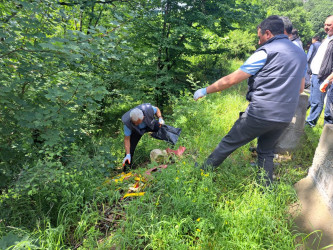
291, 177, 333, 249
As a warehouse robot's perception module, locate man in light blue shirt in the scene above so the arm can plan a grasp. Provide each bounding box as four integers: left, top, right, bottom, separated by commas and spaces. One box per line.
193, 16, 306, 186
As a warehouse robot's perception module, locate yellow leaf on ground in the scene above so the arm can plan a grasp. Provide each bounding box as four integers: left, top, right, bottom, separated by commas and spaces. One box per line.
123, 192, 145, 198
113, 172, 133, 183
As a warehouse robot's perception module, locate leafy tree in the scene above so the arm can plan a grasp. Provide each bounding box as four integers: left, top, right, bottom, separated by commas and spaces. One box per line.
224, 29, 257, 58
115, 0, 263, 107
0, 0, 128, 187
304, 0, 333, 39
258, 0, 313, 46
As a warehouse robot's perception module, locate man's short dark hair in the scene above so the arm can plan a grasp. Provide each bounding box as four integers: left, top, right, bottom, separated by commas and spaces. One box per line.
280, 16, 293, 34
312, 36, 320, 41
258, 15, 284, 36
291, 28, 298, 36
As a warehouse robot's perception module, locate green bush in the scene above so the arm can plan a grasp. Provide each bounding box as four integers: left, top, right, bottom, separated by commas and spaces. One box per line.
224, 29, 257, 59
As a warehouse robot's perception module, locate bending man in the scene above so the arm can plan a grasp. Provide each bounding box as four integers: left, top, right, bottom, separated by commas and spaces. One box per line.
121, 103, 164, 170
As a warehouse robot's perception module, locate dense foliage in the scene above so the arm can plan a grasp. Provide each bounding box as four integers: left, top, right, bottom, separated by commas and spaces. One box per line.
0, 0, 262, 193
0, 0, 330, 249
304, 0, 333, 39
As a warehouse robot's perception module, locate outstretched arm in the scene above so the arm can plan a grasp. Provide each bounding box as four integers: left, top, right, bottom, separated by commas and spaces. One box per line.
194, 69, 251, 100
206, 69, 251, 94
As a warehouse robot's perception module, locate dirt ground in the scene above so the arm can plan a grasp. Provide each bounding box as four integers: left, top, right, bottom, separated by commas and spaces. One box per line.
290, 177, 333, 249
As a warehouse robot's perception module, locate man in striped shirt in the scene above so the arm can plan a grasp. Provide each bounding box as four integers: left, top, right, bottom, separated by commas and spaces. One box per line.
193, 16, 307, 186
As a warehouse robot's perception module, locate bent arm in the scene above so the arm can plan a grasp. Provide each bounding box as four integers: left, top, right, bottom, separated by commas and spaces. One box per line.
206, 69, 251, 94
155, 107, 162, 118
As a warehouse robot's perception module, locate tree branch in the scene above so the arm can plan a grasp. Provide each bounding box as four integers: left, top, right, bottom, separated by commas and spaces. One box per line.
57, 0, 131, 6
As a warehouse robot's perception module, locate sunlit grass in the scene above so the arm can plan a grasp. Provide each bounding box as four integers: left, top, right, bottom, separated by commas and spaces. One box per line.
99, 86, 324, 249
1, 82, 326, 249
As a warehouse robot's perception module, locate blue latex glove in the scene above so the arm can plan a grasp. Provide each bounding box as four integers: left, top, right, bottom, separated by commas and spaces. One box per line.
122, 154, 131, 166
193, 88, 207, 100
158, 117, 165, 126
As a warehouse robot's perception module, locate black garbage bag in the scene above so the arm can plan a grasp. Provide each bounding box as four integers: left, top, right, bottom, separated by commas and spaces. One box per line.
151, 124, 182, 145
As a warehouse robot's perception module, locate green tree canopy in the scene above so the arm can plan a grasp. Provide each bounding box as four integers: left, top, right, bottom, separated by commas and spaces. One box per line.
304, 0, 333, 39
258, 0, 313, 46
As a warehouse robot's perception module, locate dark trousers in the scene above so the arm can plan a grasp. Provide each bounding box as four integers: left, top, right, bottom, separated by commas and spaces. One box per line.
202, 112, 289, 185
124, 121, 160, 169
324, 84, 333, 125
306, 74, 326, 126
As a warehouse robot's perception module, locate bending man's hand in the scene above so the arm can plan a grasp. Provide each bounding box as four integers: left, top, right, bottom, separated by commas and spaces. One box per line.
158, 117, 165, 127
320, 79, 330, 93
193, 88, 207, 101
122, 154, 131, 166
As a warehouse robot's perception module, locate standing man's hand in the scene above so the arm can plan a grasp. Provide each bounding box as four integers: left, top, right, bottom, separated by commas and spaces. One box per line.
320, 79, 330, 93
158, 117, 165, 127
122, 154, 131, 166
193, 88, 207, 101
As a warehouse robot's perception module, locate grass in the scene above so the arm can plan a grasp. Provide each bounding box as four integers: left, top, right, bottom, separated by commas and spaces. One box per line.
94, 85, 325, 249
0, 79, 328, 249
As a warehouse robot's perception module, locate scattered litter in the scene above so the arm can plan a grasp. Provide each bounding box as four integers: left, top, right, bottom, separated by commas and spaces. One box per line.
123, 192, 145, 198
166, 146, 186, 156
112, 172, 135, 183
145, 164, 168, 175
119, 175, 147, 199
150, 149, 168, 163
128, 180, 145, 192
102, 172, 134, 186
105, 145, 186, 200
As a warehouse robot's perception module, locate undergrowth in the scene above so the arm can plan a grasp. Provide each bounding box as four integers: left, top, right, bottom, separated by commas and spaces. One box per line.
0, 81, 327, 249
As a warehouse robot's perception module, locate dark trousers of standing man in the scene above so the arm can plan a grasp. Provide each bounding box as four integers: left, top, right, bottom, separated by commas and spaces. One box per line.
324, 84, 333, 125
124, 121, 160, 170
201, 112, 289, 186
306, 74, 327, 126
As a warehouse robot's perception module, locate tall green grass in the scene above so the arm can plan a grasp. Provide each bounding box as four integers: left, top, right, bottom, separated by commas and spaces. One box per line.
1, 71, 326, 249
100, 86, 317, 249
